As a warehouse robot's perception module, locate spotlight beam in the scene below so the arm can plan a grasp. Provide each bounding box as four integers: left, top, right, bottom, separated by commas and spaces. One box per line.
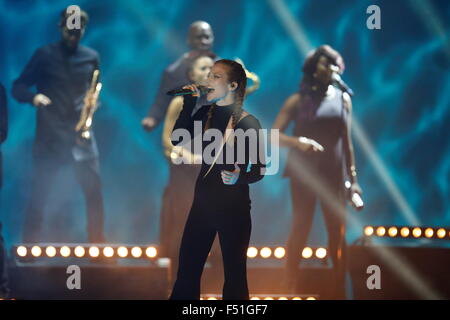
267, 0, 314, 55
352, 120, 420, 225
409, 0, 450, 57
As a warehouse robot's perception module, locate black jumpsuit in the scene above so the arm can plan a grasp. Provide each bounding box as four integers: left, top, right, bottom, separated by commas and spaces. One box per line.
169, 96, 265, 300
284, 88, 349, 295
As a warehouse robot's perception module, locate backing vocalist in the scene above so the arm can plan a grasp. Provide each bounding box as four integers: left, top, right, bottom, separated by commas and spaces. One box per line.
272, 45, 362, 298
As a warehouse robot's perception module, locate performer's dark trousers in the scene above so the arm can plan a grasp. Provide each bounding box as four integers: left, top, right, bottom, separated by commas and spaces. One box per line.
22, 156, 105, 243
169, 197, 251, 300
160, 163, 200, 285
286, 177, 347, 297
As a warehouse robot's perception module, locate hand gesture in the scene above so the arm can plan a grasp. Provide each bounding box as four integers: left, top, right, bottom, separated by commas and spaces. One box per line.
221, 163, 241, 185
142, 117, 157, 132
297, 136, 324, 152
32, 93, 52, 108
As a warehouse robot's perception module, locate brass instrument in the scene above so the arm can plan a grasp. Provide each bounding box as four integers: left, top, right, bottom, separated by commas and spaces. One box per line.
75, 69, 102, 140
234, 58, 260, 95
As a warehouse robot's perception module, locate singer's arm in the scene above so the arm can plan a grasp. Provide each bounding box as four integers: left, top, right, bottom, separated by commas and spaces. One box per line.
235, 116, 266, 185
163, 96, 198, 162
146, 70, 175, 126
272, 93, 299, 147
163, 96, 183, 159
171, 95, 208, 146
342, 92, 362, 195
272, 93, 323, 152
12, 48, 43, 104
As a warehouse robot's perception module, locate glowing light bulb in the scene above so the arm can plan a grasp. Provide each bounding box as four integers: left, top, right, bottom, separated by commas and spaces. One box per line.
103, 246, 114, 258
131, 247, 142, 258
247, 247, 258, 258
400, 227, 410, 237
388, 227, 398, 237
31, 246, 42, 257
302, 247, 313, 259
60, 246, 71, 257
364, 226, 374, 236
424, 228, 434, 238
315, 248, 327, 259
274, 247, 286, 259
260, 247, 272, 258
146, 246, 157, 258
117, 246, 128, 258
17, 246, 27, 257
74, 246, 85, 257
376, 227, 386, 237
437, 228, 446, 239
412, 227, 422, 238
46, 246, 56, 257
89, 246, 100, 257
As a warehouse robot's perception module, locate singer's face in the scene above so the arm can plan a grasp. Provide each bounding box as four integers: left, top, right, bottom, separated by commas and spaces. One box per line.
189, 56, 214, 84
315, 56, 335, 84
205, 64, 235, 103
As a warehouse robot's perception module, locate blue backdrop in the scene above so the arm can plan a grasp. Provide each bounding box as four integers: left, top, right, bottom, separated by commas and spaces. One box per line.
0, 0, 449, 249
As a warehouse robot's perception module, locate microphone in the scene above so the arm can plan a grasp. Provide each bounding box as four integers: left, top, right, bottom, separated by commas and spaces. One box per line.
331, 73, 354, 96
351, 192, 364, 211
166, 85, 212, 96
345, 180, 364, 211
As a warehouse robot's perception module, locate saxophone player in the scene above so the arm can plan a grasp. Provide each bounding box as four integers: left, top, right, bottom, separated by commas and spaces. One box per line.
12, 6, 105, 243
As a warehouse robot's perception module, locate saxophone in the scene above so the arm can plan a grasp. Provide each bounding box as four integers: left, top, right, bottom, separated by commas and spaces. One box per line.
75, 69, 102, 140
234, 58, 260, 96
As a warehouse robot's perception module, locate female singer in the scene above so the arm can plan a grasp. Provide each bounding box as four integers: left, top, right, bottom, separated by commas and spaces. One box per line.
169, 59, 265, 300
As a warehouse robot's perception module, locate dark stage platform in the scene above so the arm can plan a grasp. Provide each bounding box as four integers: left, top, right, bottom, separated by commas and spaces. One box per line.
6, 245, 450, 300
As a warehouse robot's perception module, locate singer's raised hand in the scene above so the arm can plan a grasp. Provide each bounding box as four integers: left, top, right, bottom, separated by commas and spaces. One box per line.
182, 84, 200, 97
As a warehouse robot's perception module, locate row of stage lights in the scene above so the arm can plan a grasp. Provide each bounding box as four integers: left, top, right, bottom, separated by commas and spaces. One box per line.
14, 244, 327, 260
364, 226, 450, 240
15, 245, 158, 259
200, 295, 318, 300
246, 246, 327, 259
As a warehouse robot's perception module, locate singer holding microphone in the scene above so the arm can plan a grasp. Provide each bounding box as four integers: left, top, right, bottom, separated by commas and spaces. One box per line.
272, 45, 362, 298
168, 59, 265, 300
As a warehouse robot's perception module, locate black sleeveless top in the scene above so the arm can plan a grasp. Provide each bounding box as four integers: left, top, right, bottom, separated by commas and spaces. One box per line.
284, 87, 348, 184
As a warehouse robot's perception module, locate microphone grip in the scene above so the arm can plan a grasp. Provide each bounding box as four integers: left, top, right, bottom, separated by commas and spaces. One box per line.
351, 192, 364, 211
332, 73, 354, 96
166, 85, 212, 96
166, 88, 194, 96
345, 87, 354, 97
